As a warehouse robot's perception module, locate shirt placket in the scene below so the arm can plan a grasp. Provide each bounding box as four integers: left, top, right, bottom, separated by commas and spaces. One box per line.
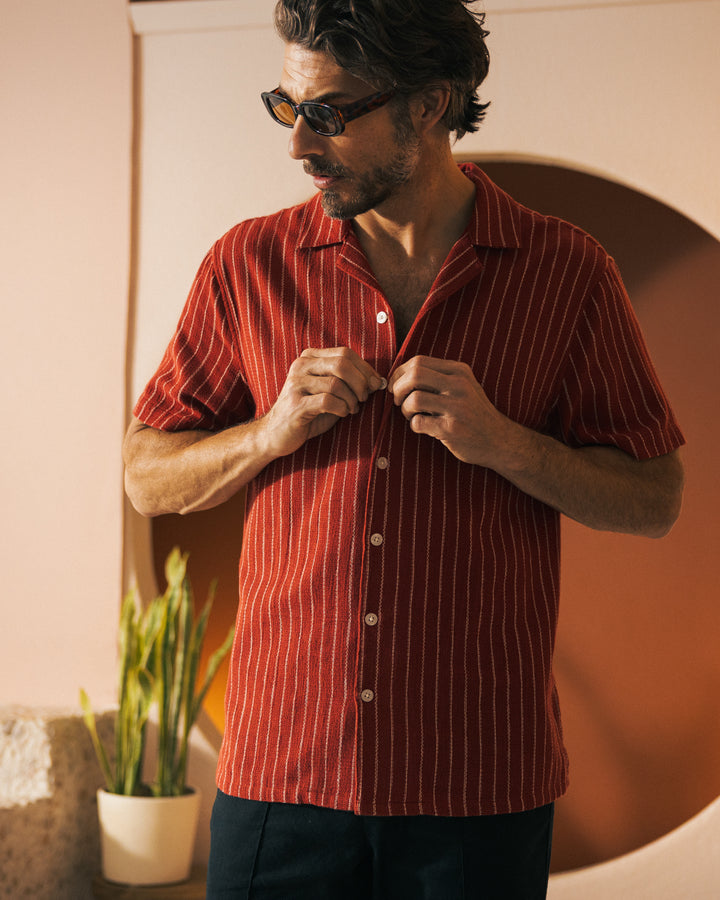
343, 280, 395, 812
342, 236, 485, 813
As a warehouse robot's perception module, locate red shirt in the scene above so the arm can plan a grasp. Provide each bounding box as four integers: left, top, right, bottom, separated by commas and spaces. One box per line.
135, 165, 684, 816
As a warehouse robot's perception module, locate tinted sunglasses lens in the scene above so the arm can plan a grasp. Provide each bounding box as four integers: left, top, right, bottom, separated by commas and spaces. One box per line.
302, 104, 340, 136
265, 94, 297, 127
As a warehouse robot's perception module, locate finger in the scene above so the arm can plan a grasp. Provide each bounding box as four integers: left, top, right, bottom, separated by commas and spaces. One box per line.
301, 346, 382, 386
286, 359, 362, 414
296, 363, 367, 411
389, 355, 458, 381
388, 360, 439, 402
302, 373, 362, 415
390, 370, 446, 407
399, 390, 446, 420
407, 412, 444, 438
301, 347, 384, 398
295, 390, 354, 422
389, 356, 470, 395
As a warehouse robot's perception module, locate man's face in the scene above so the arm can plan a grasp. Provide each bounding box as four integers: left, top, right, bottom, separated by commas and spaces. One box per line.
278, 43, 420, 220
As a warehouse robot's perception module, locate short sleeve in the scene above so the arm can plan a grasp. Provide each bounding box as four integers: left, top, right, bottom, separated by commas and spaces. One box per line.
555, 258, 684, 459
133, 249, 254, 432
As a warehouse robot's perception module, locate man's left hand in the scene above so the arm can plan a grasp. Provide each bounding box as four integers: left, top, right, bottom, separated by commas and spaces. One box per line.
388, 355, 684, 539
388, 355, 510, 467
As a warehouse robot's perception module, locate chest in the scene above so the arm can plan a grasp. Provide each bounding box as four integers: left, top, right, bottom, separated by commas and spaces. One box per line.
371, 262, 438, 346
242, 242, 580, 431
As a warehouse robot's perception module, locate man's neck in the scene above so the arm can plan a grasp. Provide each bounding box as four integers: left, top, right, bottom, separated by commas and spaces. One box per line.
352, 150, 476, 266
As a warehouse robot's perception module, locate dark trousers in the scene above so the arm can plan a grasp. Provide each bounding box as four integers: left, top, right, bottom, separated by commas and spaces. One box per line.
207, 790, 554, 899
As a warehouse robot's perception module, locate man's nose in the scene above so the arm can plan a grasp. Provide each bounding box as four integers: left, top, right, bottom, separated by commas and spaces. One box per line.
288, 115, 326, 160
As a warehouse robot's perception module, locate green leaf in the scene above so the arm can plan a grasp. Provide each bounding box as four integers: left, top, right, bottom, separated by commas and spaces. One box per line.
84, 547, 233, 797
79, 689, 113, 792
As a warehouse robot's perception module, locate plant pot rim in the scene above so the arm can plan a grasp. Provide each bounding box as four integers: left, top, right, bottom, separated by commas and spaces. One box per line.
98, 786, 200, 800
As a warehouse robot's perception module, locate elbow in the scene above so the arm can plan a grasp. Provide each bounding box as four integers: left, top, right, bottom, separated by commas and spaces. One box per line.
123, 460, 203, 518
123, 441, 164, 517
646, 456, 685, 539
647, 513, 679, 540
124, 467, 160, 518
122, 421, 164, 517
648, 495, 683, 539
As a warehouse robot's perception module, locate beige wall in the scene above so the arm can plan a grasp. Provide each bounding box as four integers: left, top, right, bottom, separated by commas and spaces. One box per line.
1, 0, 718, 892
480, 0, 720, 239
0, 0, 132, 708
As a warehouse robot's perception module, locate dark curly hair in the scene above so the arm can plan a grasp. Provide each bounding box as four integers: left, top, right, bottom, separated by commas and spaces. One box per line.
274, 0, 490, 140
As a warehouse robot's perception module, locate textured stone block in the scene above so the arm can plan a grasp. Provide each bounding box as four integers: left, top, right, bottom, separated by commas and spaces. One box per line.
0, 707, 114, 900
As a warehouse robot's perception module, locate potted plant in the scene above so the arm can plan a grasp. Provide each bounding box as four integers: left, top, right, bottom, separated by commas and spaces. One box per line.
80, 547, 234, 886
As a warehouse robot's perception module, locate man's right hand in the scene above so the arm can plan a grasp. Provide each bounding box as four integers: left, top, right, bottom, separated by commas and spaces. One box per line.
258, 346, 384, 459
124, 347, 382, 517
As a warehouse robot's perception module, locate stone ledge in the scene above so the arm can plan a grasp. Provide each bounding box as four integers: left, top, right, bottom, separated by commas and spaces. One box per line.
0, 706, 114, 900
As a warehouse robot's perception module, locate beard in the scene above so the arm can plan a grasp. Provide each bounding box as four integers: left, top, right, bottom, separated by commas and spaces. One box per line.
305, 109, 421, 220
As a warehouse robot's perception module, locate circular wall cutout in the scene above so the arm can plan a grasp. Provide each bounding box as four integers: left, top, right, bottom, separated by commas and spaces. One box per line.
151, 159, 720, 872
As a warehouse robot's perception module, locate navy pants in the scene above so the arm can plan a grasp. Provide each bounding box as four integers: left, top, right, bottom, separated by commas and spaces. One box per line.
207, 791, 554, 899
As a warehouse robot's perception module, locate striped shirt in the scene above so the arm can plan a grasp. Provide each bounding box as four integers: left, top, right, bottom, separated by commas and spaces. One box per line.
134, 164, 684, 816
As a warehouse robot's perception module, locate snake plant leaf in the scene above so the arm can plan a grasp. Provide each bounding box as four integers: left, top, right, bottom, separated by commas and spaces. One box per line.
185, 584, 215, 716
81, 547, 234, 797
170, 577, 192, 754
79, 689, 113, 792
164, 546, 188, 591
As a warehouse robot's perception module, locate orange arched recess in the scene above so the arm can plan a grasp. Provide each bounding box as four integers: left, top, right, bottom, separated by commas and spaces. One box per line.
479, 161, 720, 871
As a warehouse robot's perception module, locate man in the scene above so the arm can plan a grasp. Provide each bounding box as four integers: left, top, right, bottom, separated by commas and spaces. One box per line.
124, 0, 685, 896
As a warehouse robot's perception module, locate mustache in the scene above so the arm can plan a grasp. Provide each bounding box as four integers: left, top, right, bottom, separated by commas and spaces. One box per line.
303, 160, 351, 178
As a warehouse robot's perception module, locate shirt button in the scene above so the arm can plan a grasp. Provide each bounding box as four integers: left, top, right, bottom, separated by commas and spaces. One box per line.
364, 612, 378, 626
370, 533, 383, 547
376, 311, 389, 324
361, 689, 375, 703
376, 456, 389, 470
378, 377, 388, 390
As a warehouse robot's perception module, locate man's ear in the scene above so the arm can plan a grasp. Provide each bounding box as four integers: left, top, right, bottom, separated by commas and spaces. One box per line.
412, 84, 451, 134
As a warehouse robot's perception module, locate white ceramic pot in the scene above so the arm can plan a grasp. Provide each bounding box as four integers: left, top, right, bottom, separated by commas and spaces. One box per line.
97, 788, 201, 885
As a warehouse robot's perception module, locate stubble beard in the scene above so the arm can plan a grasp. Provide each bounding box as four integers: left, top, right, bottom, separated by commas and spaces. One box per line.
310, 111, 421, 221
319, 153, 416, 220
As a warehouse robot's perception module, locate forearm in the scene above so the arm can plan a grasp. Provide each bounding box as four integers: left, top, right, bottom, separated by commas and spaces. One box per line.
495, 420, 684, 538
389, 356, 683, 538
124, 348, 384, 517
123, 417, 274, 517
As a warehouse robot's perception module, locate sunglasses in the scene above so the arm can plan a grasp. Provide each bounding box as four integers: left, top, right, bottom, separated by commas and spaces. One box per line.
260, 87, 394, 137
